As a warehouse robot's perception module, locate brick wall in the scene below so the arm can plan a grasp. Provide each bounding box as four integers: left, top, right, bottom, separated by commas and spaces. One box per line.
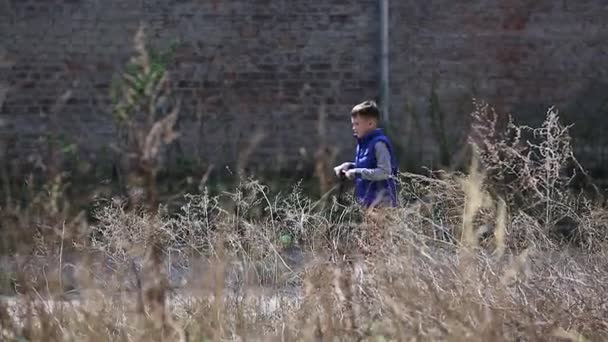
390, 1, 608, 170
1, 0, 607, 174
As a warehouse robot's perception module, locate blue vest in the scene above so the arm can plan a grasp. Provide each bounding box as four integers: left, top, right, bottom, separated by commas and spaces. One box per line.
354, 129, 398, 207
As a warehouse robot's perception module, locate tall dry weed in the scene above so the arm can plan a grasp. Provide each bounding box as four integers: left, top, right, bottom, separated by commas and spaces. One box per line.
110, 25, 180, 211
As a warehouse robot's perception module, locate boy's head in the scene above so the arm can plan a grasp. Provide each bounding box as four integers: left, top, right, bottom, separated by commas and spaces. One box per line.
350, 100, 380, 138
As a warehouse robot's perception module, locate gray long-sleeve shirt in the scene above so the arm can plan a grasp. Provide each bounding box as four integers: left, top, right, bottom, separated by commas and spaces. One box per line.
347, 142, 392, 181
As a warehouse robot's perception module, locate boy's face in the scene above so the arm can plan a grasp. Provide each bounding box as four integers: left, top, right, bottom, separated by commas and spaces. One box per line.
351, 115, 377, 139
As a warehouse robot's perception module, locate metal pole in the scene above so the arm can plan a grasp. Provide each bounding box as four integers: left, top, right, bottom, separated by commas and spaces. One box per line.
379, 0, 390, 125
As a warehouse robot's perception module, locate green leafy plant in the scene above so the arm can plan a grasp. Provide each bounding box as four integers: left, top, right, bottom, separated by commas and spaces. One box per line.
109, 26, 180, 210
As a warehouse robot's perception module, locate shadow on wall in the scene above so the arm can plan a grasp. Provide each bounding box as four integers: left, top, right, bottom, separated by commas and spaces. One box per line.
388, 76, 475, 173
387, 76, 608, 181
509, 80, 608, 179
563, 80, 608, 178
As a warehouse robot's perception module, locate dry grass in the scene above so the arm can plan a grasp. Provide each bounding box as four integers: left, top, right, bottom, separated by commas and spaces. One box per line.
1, 103, 608, 341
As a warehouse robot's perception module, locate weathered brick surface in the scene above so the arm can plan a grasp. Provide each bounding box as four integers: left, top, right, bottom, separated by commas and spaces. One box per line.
389, 0, 608, 169
1, 0, 607, 173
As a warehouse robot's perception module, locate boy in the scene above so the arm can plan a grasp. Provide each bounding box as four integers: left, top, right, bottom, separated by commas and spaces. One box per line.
334, 100, 398, 208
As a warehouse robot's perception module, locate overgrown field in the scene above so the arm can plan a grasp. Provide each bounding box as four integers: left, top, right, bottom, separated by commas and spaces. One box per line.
0, 102, 607, 341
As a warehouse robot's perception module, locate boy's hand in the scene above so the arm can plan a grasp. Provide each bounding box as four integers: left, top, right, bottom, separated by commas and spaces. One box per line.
333, 166, 343, 177
334, 163, 352, 177
344, 169, 357, 180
